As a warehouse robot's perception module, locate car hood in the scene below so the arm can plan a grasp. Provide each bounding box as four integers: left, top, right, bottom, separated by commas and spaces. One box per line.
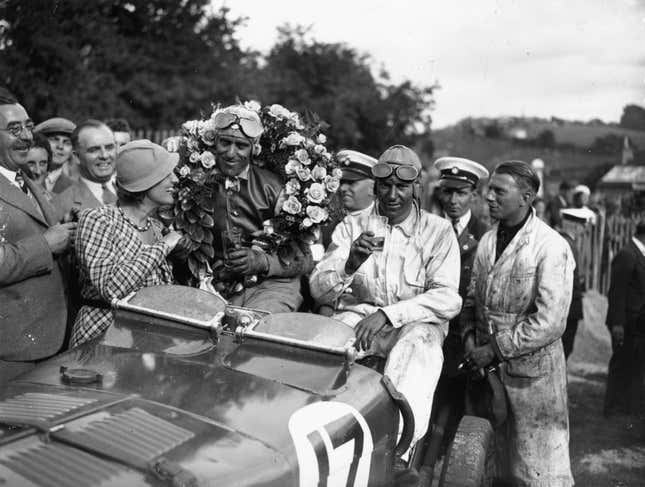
0, 381, 292, 487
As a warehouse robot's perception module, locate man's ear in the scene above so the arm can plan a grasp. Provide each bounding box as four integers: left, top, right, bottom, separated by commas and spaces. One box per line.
521, 190, 536, 208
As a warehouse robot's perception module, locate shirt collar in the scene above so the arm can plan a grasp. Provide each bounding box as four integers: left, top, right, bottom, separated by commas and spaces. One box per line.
444, 209, 471, 234
80, 176, 114, 192
393, 203, 420, 238
45, 166, 63, 185
632, 237, 645, 258
0, 165, 19, 188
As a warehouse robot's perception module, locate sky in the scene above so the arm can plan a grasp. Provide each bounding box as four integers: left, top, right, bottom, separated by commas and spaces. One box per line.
218, 0, 645, 128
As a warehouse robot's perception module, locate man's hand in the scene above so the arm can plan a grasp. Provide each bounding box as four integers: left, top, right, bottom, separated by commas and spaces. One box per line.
43, 222, 77, 254
226, 248, 269, 276
463, 332, 476, 354
464, 343, 495, 371
354, 310, 391, 351
611, 325, 624, 349
345, 231, 378, 274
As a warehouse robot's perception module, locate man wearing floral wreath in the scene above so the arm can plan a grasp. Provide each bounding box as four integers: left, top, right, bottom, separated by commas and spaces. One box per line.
207, 104, 313, 312
310, 145, 462, 458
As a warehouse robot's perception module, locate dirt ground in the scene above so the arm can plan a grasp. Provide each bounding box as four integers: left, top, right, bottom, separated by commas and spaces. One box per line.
567, 291, 645, 486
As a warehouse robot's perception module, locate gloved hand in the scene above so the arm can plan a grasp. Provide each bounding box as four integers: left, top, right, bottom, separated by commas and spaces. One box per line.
225, 248, 269, 276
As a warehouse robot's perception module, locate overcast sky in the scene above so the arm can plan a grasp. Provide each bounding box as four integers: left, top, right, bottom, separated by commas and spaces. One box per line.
219, 0, 645, 128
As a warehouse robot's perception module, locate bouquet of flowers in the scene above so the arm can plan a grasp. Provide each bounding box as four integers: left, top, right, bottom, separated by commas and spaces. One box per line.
162, 101, 341, 282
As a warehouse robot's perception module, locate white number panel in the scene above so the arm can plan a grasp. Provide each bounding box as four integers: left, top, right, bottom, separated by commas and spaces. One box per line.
288, 401, 374, 487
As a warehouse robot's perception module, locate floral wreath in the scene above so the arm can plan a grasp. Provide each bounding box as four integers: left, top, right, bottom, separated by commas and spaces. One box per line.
162, 101, 341, 281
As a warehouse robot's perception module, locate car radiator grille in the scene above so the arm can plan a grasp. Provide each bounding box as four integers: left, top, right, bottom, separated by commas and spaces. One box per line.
68, 407, 195, 463
0, 442, 124, 487
0, 393, 97, 422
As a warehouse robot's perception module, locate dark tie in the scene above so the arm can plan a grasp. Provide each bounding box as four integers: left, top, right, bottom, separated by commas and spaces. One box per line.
14, 172, 28, 194
102, 183, 117, 204
451, 218, 460, 236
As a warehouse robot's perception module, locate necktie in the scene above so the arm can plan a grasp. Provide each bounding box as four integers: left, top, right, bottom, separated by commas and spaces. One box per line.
14, 172, 28, 194
451, 218, 460, 236
102, 183, 117, 204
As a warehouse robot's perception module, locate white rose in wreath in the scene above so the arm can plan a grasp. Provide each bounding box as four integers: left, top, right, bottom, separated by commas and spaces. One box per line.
311, 165, 327, 180
285, 158, 302, 175
284, 132, 306, 146
296, 166, 312, 181
306, 205, 329, 224
269, 104, 292, 119
294, 148, 310, 165
314, 144, 325, 154
302, 217, 313, 228
306, 183, 326, 204
324, 176, 340, 193
189, 151, 200, 163
317, 134, 327, 144
182, 120, 200, 134
179, 165, 191, 177
282, 196, 303, 215
244, 100, 261, 112
285, 179, 301, 195
200, 151, 216, 169
332, 167, 343, 179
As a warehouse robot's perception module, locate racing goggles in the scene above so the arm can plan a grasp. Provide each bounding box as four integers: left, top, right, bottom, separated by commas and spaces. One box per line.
212, 111, 263, 139
371, 162, 420, 181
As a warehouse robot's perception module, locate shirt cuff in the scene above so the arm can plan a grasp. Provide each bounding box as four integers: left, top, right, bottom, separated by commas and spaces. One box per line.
492, 329, 511, 361
380, 303, 406, 328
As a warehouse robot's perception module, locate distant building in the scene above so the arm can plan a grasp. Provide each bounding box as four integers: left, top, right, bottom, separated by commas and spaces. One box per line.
597, 165, 645, 197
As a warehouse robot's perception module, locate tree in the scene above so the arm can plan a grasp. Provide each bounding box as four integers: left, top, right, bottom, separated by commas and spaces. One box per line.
249, 26, 436, 155
619, 104, 645, 131
0, 0, 255, 127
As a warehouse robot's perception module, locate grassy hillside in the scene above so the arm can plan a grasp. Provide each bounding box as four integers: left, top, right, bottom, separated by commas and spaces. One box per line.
429, 120, 643, 192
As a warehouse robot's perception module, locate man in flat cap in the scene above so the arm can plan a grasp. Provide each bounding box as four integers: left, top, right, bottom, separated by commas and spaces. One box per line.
311, 145, 461, 476
34, 117, 77, 194
433, 157, 490, 422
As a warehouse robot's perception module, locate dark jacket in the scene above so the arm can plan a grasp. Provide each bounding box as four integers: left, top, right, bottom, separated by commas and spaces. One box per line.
606, 239, 645, 336
0, 173, 67, 361
455, 214, 489, 298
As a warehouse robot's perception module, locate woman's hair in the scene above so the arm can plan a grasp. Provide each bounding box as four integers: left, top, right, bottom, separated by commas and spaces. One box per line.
115, 179, 147, 205
494, 160, 540, 194
31, 132, 54, 170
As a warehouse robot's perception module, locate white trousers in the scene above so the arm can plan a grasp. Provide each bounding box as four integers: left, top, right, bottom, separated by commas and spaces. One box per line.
335, 311, 445, 443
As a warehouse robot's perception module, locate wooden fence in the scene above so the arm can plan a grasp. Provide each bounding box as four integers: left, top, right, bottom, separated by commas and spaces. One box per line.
564, 213, 644, 294
132, 129, 180, 145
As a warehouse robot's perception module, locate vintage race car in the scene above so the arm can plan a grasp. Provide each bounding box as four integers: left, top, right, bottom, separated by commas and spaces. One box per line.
0, 285, 493, 487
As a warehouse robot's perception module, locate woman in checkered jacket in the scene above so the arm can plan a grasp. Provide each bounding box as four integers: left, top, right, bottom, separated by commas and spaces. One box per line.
71, 140, 184, 346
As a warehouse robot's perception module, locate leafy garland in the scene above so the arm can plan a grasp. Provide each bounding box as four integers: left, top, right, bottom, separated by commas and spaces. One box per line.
161, 101, 341, 280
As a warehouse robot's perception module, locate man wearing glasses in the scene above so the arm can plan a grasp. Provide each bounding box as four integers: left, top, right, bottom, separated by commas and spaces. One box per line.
207, 104, 312, 312
0, 87, 76, 385
310, 145, 461, 476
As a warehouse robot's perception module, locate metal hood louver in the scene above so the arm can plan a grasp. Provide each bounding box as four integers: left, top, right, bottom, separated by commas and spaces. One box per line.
0, 442, 126, 487
0, 393, 97, 423
64, 407, 195, 463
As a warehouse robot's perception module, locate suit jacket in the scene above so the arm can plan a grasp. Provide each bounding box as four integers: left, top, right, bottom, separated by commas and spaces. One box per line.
0, 173, 67, 360
53, 179, 103, 217
456, 214, 489, 297
606, 240, 645, 336
51, 173, 75, 194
